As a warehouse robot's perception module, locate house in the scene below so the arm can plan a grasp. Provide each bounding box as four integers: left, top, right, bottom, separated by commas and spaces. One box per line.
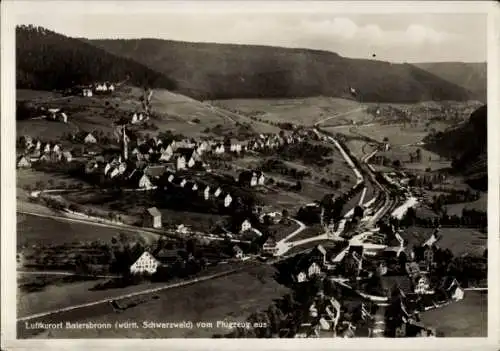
224, 193, 233, 207
307, 262, 322, 278
257, 172, 265, 186
214, 144, 225, 154
187, 156, 196, 168
203, 186, 211, 200
233, 245, 244, 260
52, 143, 61, 154
130, 251, 161, 275
213, 187, 222, 198
82, 88, 93, 97
17, 156, 31, 168
297, 271, 307, 283
414, 275, 434, 295
43, 143, 51, 153
84, 133, 97, 144
139, 174, 153, 189
62, 151, 73, 162
143, 207, 162, 229
109, 167, 120, 179
240, 219, 252, 233
262, 237, 278, 256
159, 147, 173, 161
176, 156, 186, 171
59, 112, 68, 123
104, 163, 111, 176
180, 179, 187, 188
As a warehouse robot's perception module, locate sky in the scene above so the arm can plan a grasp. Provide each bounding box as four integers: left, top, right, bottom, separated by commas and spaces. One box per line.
14, 4, 487, 63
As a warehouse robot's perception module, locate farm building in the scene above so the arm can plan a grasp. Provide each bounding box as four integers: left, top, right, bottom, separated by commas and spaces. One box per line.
84, 133, 97, 144
143, 207, 162, 229
262, 237, 278, 256
62, 151, 73, 162
17, 156, 31, 168
130, 251, 161, 275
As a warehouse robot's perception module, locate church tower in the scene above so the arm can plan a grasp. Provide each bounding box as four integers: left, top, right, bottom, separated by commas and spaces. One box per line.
122, 125, 128, 161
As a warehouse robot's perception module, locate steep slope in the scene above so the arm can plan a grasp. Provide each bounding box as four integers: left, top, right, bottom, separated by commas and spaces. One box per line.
88, 38, 472, 103
16, 25, 176, 91
413, 62, 486, 102
424, 105, 487, 190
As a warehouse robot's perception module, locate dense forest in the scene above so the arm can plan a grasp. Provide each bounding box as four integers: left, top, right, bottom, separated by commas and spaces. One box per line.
88, 38, 473, 102
16, 25, 176, 90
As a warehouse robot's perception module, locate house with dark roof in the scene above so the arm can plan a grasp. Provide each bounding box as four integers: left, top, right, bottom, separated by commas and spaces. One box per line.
143, 207, 162, 228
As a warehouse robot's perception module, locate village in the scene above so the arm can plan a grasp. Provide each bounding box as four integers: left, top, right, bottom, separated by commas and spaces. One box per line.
16, 81, 487, 339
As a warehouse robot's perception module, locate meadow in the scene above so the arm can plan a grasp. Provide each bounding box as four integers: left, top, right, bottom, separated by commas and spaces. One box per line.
20, 264, 289, 338
420, 291, 487, 337
212, 97, 372, 126
400, 227, 486, 257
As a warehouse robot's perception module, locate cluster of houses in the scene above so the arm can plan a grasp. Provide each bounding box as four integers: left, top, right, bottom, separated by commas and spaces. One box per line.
72, 82, 116, 97
246, 131, 305, 152
280, 225, 465, 338
17, 136, 73, 168
39, 107, 69, 124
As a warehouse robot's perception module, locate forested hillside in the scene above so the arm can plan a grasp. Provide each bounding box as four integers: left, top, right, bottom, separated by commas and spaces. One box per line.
16, 25, 176, 90
424, 105, 487, 190
413, 62, 486, 102
88, 38, 473, 103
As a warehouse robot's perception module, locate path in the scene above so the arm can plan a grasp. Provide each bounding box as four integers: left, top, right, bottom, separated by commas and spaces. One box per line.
17, 271, 120, 279
314, 107, 366, 126
371, 305, 386, 337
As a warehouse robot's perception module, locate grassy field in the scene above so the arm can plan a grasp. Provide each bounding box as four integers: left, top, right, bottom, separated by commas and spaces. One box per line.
211, 97, 370, 126
17, 169, 86, 190
17, 213, 160, 249
420, 291, 487, 337
445, 192, 487, 216
400, 227, 486, 257
17, 89, 62, 102
20, 264, 289, 338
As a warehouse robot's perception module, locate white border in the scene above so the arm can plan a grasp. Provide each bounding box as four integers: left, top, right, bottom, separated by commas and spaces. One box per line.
2, 1, 499, 350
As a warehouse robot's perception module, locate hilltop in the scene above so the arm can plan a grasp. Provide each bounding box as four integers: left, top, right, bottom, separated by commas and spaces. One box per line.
413, 62, 486, 102
16, 25, 176, 91
87, 38, 472, 103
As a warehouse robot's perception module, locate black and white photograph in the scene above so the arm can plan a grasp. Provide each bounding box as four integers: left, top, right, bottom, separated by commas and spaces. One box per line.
1, 1, 499, 349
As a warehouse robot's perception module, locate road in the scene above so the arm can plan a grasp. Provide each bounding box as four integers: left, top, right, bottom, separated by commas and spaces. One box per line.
314, 107, 366, 126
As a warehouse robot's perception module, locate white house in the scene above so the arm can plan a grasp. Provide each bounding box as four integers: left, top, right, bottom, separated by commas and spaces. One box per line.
297, 272, 307, 283
17, 156, 31, 168
214, 144, 225, 154
103, 163, 111, 176
233, 245, 244, 260
130, 251, 160, 275
138, 175, 153, 189
167, 174, 175, 183
35, 140, 42, 151
82, 88, 93, 97
109, 168, 120, 179
308, 262, 322, 278
262, 237, 278, 256
187, 157, 196, 168
240, 219, 252, 233
203, 186, 211, 200
43, 143, 51, 153
192, 182, 198, 191
84, 133, 97, 144
177, 156, 186, 171
180, 179, 187, 188
258, 173, 265, 186
224, 194, 233, 207
214, 187, 222, 198
250, 173, 258, 187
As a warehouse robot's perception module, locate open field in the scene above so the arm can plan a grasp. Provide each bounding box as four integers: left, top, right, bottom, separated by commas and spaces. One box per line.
400, 227, 486, 257
211, 97, 371, 126
20, 264, 288, 338
445, 192, 487, 216
17, 213, 159, 249
420, 291, 487, 337
17, 89, 62, 102
17, 169, 86, 190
